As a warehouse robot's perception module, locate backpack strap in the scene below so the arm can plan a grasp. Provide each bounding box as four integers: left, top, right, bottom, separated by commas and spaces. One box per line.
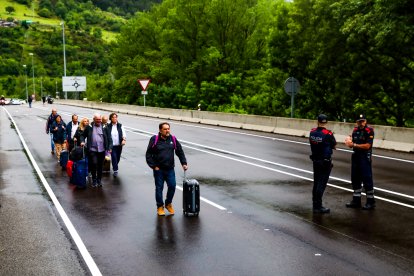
151, 135, 159, 148
151, 134, 176, 150
171, 135, 177, 150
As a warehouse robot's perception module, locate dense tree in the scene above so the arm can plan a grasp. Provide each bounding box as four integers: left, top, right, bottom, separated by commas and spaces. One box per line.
5, 6, 16, 14
1, 0, 413, 127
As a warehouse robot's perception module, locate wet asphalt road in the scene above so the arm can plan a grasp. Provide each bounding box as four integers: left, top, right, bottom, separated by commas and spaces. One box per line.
2, 102, 414, 275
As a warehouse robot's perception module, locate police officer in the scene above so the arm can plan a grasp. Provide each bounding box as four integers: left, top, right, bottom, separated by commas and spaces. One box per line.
309, 114, 337, 213
344, 114, 375, 210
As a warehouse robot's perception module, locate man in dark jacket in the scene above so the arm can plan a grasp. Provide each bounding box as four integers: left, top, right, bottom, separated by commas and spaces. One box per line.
80, 113, 113, 187
309, 114, 336, 214
45, 108, 59, 154
66, 114, 79, 153
344, 114, 376, 210
146, 122, 188, 216
28, 95, 33, 108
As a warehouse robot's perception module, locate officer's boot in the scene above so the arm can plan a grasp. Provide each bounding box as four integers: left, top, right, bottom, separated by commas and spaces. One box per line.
362, 191, 375, 210
346, 196, 361, 208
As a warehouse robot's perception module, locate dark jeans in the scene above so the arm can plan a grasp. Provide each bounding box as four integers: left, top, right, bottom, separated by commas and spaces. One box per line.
89, 150, 105, 181
312, 160, 332, 208
111, 145, 123, 172
154, 169, 176, 207
351, 153, 374, 191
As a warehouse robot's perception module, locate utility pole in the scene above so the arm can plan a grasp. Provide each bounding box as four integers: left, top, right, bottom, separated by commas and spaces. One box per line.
29, 53, 35, 98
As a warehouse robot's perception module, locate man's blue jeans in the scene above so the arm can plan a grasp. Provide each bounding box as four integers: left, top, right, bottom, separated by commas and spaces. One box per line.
154, 168, 176, 207
50, 133, 55, 152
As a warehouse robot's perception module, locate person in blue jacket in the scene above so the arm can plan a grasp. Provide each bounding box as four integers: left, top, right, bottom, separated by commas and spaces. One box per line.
309, 114, 336, 214
50, 115, 67, 162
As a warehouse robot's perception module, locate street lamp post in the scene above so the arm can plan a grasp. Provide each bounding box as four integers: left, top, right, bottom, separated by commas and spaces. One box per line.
60, 21, 67, 99
29, 53, 35, 99
23, 65, 28, 101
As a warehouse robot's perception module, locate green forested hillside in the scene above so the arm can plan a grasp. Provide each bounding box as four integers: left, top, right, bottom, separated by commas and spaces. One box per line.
111, 0, 414, 127
1, 0, 413, 127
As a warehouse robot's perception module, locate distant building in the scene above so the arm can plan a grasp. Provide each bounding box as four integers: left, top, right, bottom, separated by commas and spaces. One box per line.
0, 20, 18, 28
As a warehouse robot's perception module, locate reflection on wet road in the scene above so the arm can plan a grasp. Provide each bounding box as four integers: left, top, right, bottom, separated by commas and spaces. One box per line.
4, 104, 414, 275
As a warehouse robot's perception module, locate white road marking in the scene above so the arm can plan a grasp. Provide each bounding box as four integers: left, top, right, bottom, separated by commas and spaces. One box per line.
176, 185, 227, 210
153, 119, 414, 164
39, 106, 414, 208
124, 126, 414, 201
3, 107, 102, 276
42, 104, 414, 163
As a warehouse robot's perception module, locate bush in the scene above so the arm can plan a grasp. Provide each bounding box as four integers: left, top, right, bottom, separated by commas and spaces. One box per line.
38, 8, 52, 18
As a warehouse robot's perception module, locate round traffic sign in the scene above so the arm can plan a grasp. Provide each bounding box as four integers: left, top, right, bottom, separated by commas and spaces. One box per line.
284, 77, 300, 96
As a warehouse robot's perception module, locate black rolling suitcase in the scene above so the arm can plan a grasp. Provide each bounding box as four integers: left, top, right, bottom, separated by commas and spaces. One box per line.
182, 172, 200, 216
60, 149, 69, 169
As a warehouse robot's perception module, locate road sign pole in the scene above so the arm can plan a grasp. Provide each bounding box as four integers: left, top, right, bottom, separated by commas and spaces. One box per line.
138, 80, 151, 107
284, 77, 300, 118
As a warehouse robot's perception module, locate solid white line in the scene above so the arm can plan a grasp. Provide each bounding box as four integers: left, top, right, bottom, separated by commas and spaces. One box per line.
124, 126, 414, 201
182, 145, 414, 209
3, 107, 102, 276
168, 121, 414, 164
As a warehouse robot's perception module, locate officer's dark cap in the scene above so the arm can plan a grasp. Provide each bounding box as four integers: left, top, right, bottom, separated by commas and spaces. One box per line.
356, 114, 366, 121
317, 114, 328, 123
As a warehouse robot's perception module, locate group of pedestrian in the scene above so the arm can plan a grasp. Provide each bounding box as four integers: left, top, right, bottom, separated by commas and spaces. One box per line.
45, 109, 188, 216
309, 114, 376, 214
45, 109, 127, 187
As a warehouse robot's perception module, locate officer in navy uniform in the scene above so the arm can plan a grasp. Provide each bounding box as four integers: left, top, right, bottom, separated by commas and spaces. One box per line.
309, 114, 337, 213
344, 114, 375, 210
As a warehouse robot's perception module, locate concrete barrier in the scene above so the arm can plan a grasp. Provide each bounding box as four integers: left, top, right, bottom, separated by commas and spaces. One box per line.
57, 100, 414, 153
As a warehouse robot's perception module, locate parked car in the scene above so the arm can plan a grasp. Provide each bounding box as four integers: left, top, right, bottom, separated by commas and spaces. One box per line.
8, 99, 26, 105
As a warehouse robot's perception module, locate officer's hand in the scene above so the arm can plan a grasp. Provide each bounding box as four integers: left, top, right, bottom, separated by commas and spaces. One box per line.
344, 136, 353, 148
154, 167, 160, 171
182, 164, 188, 171
80, 142, 85, 147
